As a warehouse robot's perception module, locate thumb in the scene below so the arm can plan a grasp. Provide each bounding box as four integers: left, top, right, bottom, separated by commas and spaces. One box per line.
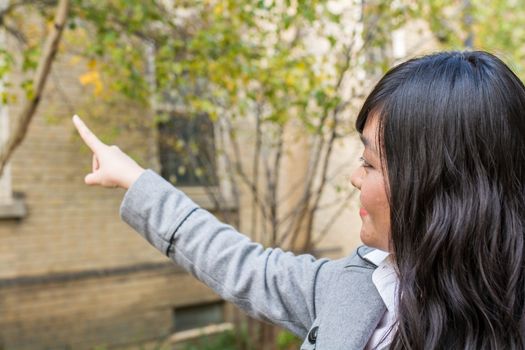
85, 172, 102, 186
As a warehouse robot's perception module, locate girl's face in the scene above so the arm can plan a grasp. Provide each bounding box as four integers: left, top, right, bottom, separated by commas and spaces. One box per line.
351, 116, 391, 252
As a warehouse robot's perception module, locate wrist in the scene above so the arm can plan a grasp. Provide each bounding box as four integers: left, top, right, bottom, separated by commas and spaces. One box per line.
123, 166, 146, 189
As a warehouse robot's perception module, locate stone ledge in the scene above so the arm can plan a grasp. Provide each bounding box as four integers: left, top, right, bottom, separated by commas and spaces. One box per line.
0, 192, 27, 220
0, 261, 185, 288
169, 322, 234, 344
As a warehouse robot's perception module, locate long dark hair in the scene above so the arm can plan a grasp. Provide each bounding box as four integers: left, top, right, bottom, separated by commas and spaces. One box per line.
356, 51, 525, 349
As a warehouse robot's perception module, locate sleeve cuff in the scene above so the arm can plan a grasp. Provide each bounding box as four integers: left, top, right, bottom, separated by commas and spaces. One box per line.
119, 169, 200, 254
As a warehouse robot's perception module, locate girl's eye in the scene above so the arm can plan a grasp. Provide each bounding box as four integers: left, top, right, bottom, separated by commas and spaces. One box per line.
359, 156, 372, 169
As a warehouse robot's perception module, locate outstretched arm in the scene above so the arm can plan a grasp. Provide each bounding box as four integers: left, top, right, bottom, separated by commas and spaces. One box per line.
72, 115, 331, 337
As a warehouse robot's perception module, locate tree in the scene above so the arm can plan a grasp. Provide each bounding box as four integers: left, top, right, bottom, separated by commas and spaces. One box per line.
66, 2, 418, 348
71, 0, 390, 251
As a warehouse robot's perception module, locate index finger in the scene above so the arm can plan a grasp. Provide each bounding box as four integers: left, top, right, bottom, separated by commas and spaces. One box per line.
72, 114, 106, 152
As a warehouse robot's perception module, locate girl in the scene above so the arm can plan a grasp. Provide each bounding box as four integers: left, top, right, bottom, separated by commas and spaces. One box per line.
73, 50, 525, 349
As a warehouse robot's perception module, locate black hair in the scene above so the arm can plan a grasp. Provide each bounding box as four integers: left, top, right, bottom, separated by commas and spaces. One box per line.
356, 51, 525, 349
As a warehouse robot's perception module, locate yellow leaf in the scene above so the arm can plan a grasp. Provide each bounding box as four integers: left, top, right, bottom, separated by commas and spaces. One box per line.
93, 81, 103, 96
79, 70, 104, 96
79, 70, 99, 85
87, 59, 97, 70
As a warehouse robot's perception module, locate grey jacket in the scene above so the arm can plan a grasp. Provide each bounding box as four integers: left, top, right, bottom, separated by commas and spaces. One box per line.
120, 170, 387, 349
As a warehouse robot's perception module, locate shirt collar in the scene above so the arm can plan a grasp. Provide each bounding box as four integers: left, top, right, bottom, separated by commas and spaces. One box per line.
363, 248, 390, 266
365, 249, 398, 314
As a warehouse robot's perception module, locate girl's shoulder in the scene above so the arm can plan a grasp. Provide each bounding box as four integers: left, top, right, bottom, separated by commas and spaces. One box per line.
317, 245, 379, 276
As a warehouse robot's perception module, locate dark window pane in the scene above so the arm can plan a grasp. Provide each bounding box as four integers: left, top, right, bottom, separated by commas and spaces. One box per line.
173, 302, 224, 332
158, 113, 217, 186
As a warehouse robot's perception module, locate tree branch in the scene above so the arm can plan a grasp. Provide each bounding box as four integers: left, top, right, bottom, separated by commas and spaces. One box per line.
3, 23, 27, 45
310, 188, 358, 247
224, 116, 270, 226
251, 104, 262, 242
278, 41, 354, 250
264, 124, 284, 246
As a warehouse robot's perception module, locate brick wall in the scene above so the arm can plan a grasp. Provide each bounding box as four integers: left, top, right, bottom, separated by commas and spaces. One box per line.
0, 266, 220, 349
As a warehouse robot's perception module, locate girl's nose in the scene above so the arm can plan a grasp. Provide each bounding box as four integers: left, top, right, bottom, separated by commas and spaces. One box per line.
350, 167, 363, 190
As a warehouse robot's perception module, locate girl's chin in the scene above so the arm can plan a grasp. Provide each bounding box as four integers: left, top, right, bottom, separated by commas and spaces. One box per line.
359, 227, 389, 251
359, 227, 373, 246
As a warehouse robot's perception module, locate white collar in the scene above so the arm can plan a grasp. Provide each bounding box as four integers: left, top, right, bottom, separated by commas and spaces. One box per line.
363, 249, 398, 349
364, 249, 398, 314
363, 248, 390, 266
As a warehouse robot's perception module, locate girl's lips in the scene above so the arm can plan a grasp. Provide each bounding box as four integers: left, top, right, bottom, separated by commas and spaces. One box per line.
359, 208, 368, 217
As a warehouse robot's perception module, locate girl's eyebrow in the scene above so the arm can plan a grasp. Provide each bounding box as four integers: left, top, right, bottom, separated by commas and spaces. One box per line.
359, 134, 369, 147
359, 134, 377, 153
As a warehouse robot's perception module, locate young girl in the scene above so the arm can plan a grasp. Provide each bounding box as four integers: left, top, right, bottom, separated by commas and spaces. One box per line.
73, 50, 525, 349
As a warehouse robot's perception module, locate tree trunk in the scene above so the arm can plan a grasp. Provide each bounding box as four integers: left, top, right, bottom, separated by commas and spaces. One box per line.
0, 0, 69, 177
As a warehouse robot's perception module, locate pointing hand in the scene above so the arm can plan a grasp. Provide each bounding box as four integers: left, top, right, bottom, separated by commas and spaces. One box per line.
72, 115, 145, 189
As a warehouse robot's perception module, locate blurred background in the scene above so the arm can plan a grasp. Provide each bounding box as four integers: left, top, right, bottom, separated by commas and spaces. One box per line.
0, 0, 523, 349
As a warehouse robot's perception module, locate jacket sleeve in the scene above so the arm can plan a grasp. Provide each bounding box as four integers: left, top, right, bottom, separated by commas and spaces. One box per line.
119, 169, 331, 337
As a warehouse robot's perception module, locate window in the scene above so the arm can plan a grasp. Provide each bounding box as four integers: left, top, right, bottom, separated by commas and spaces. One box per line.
170, 301, 233, 345
157, 113, 217, 187
172, 301, 224, 332
0, 172, 27, 222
